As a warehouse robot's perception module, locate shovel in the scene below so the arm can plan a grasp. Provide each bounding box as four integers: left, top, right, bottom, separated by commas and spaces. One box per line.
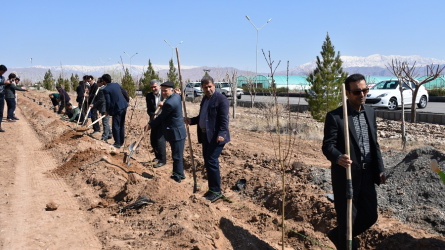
76, 115, 107, 134
127, 131, 148, 166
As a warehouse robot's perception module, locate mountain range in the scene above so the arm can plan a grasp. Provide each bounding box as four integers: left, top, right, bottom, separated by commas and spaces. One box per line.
8, 54, 445, 83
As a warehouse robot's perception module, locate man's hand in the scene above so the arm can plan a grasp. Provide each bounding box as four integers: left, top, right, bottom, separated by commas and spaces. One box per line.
89, 104, 93, 108
174, 88, 181, 95
84, 93, 88, 97
144, 124, 151, 132
25, 89, 30, 92
380, 173, 387, 184
337, 154, 352, 168
5, 80, 11, 85
217, 136, 224, 143
183, 117, 191, 125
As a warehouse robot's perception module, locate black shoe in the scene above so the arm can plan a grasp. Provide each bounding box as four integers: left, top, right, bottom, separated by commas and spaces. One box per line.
13, 116, 19, 120
6, 119, 15, 122
153, 162, 165, 168
206, 192, 223, 203
112, 143, 121, 149
108, 135, 113, 139
170, 175, 181, 183
327, 229, 339, 249
152, 158, 160, 163
0, 128, 5, 132
203, 191, 213, 198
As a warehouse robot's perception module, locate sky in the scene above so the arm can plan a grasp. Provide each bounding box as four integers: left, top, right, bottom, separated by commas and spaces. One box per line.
3, 0, 445, 73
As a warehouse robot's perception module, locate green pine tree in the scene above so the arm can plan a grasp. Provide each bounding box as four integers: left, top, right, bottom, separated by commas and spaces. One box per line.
70, 73, 79, 91
305, 33, 348, 122
167, 58, 179, 88
140, 59, 160, 96
43, 69, 55, 90
121, 68, 136, 98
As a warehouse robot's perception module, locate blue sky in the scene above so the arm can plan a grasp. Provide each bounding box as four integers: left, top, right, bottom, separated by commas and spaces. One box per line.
3, 0, 445, 73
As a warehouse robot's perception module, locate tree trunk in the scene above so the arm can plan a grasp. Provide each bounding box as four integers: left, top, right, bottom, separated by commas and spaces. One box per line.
411, 87, 420, 123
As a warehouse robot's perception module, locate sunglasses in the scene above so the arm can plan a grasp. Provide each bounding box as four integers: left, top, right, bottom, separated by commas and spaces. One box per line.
349, 88, 369, 96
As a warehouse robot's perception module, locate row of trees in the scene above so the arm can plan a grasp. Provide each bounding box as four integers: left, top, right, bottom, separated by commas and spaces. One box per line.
40, 58, 181, 98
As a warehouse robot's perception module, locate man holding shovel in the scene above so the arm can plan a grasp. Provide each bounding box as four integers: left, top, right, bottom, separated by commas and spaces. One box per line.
322, 74, 386, 250
146, 79, 166, 168
102, 74, 129, 149
90, 77, 112, 141
184, 76, 230, 203
145, 81, 186, 183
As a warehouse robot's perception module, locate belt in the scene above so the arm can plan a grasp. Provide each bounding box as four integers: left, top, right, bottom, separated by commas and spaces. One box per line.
360, 162, 370, 170
201, 128, 206, 133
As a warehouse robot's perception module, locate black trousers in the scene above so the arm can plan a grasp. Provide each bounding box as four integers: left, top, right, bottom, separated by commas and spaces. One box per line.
331, 167, 378, 250
0, 95, 4, 127
150, 125, 166, 163
90, 107, 100, 132
111, 109, 126, 146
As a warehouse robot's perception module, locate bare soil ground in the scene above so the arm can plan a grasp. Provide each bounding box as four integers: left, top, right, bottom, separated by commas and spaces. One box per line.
1, 90, 445, 249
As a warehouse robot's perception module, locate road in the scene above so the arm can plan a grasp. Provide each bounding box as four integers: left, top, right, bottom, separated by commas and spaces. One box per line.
238, 94, 445, 114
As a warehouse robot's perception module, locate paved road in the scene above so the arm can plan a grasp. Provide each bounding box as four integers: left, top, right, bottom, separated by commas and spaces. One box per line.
238, 94, 445, 114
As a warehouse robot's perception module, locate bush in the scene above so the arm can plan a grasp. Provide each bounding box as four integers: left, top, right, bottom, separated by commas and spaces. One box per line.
428, 88, 445, 97
242, 87, 290, 93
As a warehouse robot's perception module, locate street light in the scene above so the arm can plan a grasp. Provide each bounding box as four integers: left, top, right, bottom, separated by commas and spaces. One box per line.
123, 51, 138, 75
245, 16, 272, 88
164, 40, 183, 60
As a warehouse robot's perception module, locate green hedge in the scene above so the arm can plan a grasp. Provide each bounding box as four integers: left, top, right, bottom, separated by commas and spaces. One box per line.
242, 87, 292, 93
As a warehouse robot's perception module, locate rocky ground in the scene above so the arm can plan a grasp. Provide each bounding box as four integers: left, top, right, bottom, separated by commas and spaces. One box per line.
1, 90, 445, 249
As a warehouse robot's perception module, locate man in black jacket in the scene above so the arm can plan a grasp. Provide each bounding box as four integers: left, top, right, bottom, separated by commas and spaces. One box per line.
322, 73, 386, 250
5, 73, 28, 122
56, 85, 70, 114
76, 75, 89, 122
145, 79, 166, 168
86, 75, 100, 133
0, 64, 12, 131
90, 78, 112, 141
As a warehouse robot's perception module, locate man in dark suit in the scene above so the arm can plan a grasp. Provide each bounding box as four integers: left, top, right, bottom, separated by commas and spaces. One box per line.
322, 73, 386, 250
101, 74, 129, 148
86, 75, 100, 133
90, 77, 112, 141
145, 81, 187, 183
145, 79, 166, 168
184, 76, 230, 202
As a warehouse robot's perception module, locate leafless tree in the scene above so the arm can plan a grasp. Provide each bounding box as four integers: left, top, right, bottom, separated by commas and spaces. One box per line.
262, 50, 297, 249
246, 76, 257, 108
386, 59, 410, 149
225, 69, 238, 119
402, 63, 444, 123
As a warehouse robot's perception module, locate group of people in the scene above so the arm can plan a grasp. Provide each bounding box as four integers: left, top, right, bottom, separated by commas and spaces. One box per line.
0, 64, 29, 132
50, 74, 127, 147
144, 76, 230, 202
2, 61, 387, 247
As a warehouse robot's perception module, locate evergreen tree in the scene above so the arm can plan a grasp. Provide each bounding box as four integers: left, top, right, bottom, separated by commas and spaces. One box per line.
71, 73, 79, 91
140, 59, 160, 96
305, 33, 347, 122
43, 69, 55, 90
121, 68, 136, 98
63, 78, 71, 91
167, 58, 179, 88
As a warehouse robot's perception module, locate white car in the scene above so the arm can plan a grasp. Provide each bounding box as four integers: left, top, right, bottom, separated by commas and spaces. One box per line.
215, 82, 243, 99
185, 82, 203, 97
365, 80, 429, 110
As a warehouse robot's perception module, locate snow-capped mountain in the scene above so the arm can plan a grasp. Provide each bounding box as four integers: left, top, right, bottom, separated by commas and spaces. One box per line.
287, 54, 445, 76
8, 54, 445, 83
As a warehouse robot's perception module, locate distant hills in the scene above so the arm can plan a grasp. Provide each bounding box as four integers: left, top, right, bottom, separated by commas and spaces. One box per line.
8, 54, 445, 83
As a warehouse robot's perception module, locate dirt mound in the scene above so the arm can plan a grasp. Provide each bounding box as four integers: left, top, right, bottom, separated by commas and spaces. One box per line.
378, 146, 445, 235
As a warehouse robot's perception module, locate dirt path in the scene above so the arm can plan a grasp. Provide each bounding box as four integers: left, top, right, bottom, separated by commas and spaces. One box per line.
0, 106, 102, 249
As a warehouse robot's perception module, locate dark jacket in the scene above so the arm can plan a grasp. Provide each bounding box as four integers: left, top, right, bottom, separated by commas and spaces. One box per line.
88, 82, 99, 104
322, 103, 385, 190
92, 86, 107, 114
0, 76, 5, 95
57, 88, 71, 103
149, 93, 186, 142
190, 91, 230, 144
146, 92, 164, 121
5, 84, 26, 99
103, 83, 129, 116
76, 81, 89, 103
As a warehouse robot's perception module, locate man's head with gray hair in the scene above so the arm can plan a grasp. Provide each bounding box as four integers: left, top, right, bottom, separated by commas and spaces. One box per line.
150, 79, 161, 95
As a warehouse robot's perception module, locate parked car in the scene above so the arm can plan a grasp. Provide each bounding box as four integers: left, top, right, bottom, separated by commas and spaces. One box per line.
215, 82, 243, 99
365, 80, 428, 110
185, 82, 203, 97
